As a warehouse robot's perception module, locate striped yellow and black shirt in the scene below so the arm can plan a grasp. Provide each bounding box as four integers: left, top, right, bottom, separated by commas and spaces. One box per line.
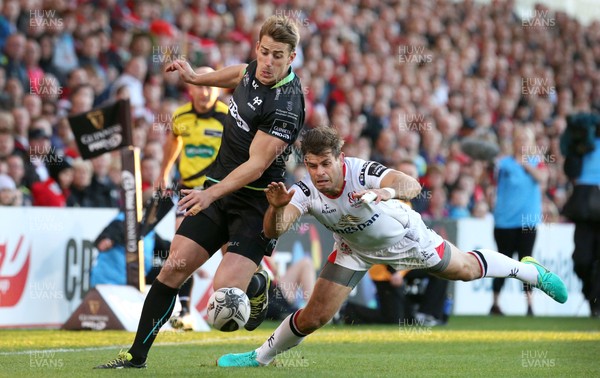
172, 100, 227, 188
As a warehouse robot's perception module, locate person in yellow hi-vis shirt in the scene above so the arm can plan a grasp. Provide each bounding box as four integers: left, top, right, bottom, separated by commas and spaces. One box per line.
158, 66, 227, 230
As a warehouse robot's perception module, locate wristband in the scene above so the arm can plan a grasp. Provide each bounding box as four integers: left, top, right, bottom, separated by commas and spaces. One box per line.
382, 187, 396, 199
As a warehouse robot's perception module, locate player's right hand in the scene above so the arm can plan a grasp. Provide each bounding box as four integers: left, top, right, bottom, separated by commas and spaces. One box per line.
265, 182, 295, 208
165, 59, 196, 84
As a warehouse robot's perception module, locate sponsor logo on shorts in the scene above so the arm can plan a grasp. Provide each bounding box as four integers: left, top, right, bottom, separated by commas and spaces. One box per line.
340, 242, 352, 255
420, 250, 435, 261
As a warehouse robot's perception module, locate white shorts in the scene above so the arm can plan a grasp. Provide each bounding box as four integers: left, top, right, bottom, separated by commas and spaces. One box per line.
328, 229, 449, 272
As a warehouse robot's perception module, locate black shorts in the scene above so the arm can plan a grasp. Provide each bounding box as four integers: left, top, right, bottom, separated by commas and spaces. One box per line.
176, 187, 276, 265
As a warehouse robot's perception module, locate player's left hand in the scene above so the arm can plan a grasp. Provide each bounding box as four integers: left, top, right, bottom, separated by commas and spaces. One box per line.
165, 59, 197, 84
177, 189, 215, 217
353, 189, 393, 204
265, 182, 295, 208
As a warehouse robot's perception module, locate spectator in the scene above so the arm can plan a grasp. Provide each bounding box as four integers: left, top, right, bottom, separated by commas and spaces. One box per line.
472, 200, 492, 220
66, 158, 94, 207
51, 10, 79, 80
77, 32, 107, 84
0, 172, 20, 206
6, 153, 30, 205
25, 38, 44, 93
11, 106, 29, 154
110, 56, 147, 115
448, 188, 471, 219
24, 128, 55, 187
422, 188, 449, 221
5, 76, 23, 106
413, 164, 444, 213
561, 113, 600, 318
140, 156, 159, 192
490, 127, 548, 316
88, 153, 119, 208
1, 32, 27, 89
31, 157, 71, 207
23, 93, 42, 120
370, 128, 396, 166
0, 112, 15, 160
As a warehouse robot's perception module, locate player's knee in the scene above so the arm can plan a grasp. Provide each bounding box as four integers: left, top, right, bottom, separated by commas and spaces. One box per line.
156, 257, 190, 287
297, 311, 329, 334
462, 259, 481, 281
449, 258, 480, 282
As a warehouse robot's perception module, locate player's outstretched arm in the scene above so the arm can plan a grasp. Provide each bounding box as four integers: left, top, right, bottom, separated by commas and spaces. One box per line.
165, 59, 247, 88
380, 170, 422, 200
263, 182, 300, 239
354, 169, 422, 204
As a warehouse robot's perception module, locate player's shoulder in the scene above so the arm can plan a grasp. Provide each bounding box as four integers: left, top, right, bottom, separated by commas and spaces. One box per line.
348, 158, 390, 185
497, 155, 515, 168
292, 177, 314, 198
172, 102, 194, 119
214, 100, 228, 115
244, 60, 258, 76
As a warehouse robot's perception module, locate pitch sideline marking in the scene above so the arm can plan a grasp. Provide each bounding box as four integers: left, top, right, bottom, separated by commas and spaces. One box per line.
0, 335, 258, 356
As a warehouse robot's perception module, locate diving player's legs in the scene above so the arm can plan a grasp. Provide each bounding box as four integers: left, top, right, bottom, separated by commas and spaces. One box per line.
432, 241, 567, 304
217, 261, 364, 367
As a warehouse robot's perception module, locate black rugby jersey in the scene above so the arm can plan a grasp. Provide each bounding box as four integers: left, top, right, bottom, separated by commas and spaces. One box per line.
206, 60, 305, 190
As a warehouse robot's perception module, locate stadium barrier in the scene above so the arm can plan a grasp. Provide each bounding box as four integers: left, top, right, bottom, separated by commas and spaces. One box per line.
0, 208, 587, 329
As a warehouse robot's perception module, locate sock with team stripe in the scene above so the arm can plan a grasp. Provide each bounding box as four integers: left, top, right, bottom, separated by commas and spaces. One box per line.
255, 310, 307, 365
128, 279, 179, 364
468, 249, 538, 285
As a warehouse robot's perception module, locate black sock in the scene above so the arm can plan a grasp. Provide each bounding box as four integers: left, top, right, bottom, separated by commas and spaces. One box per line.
246, 272, 266, 298
179, 278, 193, 313
179, 299, 190, 314
129, 279, 178, 364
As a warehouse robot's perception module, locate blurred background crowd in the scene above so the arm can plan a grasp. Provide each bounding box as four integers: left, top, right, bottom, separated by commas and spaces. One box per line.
0, 0, 597, 225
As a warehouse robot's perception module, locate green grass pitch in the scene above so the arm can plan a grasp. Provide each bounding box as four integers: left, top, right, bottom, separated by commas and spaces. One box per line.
0, 316, 598, 377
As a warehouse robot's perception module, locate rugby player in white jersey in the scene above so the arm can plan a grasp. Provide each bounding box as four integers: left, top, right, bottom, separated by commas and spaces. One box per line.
217, 126, 568, 368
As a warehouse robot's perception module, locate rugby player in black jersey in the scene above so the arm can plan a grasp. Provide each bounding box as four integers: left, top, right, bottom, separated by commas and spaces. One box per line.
96, 15, 305, 369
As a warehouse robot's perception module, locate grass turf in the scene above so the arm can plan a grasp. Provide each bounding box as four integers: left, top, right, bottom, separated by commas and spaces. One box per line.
0, 316, 598, 377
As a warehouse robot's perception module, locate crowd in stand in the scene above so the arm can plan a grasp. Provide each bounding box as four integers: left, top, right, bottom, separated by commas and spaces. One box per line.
0, 0, 598, 225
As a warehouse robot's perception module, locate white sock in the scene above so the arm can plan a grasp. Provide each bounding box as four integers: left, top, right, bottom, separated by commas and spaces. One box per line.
255, 310, 306, 365
468, 249, 539, 285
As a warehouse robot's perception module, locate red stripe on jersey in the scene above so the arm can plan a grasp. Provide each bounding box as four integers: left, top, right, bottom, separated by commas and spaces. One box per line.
328, 250, 338, 264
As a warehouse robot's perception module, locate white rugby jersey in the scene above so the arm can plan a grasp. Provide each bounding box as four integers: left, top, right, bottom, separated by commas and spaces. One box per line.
289, 157, 425, 253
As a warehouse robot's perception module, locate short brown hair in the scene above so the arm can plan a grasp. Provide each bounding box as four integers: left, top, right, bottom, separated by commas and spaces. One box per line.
259, 16, 300, 52
301, 126, 344, 157
0, 112, 14, 134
